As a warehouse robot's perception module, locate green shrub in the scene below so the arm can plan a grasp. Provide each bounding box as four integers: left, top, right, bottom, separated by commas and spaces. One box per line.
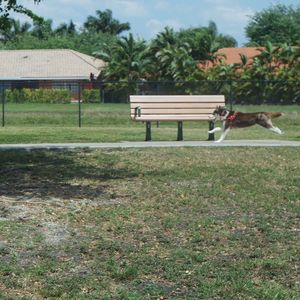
5, 88, 72, 103
5, 89, 25, 103
82, 89, 101, 103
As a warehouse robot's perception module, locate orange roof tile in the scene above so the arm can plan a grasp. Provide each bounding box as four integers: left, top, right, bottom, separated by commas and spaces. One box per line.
216, 47, 264, 65
199, 46, 298, 70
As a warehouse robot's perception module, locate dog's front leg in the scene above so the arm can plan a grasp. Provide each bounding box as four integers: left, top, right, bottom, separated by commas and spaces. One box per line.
269, 126, 283, 135
215, 128, 230, 143
208, 127, 222, 134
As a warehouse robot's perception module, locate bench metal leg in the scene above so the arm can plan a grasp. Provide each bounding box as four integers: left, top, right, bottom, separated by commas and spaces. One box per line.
177, 121, 183, 141
208, 121, 215, 141
145, 121, 152, 141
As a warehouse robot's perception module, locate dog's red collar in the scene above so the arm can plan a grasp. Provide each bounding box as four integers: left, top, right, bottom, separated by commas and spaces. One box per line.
226, 113, 237, 122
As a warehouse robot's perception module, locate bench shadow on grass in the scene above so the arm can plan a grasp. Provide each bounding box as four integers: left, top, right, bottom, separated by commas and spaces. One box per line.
0, 149, 137, 201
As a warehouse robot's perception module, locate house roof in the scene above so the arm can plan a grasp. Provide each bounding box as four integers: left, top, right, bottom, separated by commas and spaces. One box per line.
0, 49, 106, 80
198, 47, 264, 70
216, 47, 264, 65
199, 46, 299, 70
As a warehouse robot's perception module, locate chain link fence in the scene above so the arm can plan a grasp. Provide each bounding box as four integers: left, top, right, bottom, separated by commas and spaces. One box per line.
1, 79, 299, 127
99, 80, 300, 105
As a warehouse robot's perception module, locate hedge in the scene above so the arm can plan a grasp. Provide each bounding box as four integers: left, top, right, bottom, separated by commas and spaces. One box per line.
82, 89, 101, 103
5, 88, 72, 103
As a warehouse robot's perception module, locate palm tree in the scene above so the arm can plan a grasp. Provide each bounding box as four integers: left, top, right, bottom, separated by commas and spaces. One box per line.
54, 21, 76, 36
0, 18, 31, 42
31, 19, 53, 39
155, 42, 198, 80
148, 27, 180, 79
256, 41, 281, 71
277, 43, 299, 68
151, 26, 177, 49
84, 9, 130, 35
94, 33, 151, 81
178, 22, 236, 65
94, 33, 151, 101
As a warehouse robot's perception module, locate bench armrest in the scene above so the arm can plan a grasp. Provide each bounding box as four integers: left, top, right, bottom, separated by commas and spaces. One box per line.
135, 106, 141, 118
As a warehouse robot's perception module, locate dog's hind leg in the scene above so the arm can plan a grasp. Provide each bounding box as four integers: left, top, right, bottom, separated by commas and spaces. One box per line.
257, 119, 283, 135
215, 128, 230, 143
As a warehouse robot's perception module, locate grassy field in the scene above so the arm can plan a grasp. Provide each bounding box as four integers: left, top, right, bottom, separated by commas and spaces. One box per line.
0, 104, 299, 298
0, 103, 299, 143
0, 148, 299, 299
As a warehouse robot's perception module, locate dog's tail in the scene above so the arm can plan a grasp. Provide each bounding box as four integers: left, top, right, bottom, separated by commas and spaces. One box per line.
266, 112, 284, 119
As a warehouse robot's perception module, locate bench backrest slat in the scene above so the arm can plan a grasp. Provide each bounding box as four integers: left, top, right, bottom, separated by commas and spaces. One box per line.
130, 108, 220, 114
130, 103, 224, 108
130, 95, 225, 121
130, 95, 224, 103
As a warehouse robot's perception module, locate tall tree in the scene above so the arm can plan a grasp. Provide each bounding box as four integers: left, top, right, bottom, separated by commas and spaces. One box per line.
148, 27, 179, 79
84, 9, 130, 35
94, 33, 150, 81
54, 20, 76, 36
178, 21, 237, 62
155, 42, 198, 80
148, 22, 236, 80
31, 18, 52, 39
0, 18, 31, 42
0, 0, 42, 30
245, 4, 300, 46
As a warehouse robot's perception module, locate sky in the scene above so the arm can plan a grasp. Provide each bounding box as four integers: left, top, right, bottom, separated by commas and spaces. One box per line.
16, 0, 300, 46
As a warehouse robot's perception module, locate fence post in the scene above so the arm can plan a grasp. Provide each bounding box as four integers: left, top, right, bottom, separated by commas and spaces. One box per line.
229, 80, 233, 111
98, 82, 102, 104
1, 82, 4, 127
101, 84, 105, 104
78, 82, 82, 128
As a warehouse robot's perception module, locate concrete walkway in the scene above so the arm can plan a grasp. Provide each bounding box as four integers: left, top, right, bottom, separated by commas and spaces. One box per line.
0, 140, 300, 150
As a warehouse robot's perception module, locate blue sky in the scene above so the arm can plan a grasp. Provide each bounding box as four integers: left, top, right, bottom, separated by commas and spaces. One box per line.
18, 0, 300, 46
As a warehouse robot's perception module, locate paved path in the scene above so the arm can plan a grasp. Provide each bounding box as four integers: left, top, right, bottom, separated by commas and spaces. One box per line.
0, 140, 300, 150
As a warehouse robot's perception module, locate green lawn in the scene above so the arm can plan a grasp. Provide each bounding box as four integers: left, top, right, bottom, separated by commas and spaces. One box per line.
0, 148, 299, 299
0, 103, 299, 143
0, 103, 299, 298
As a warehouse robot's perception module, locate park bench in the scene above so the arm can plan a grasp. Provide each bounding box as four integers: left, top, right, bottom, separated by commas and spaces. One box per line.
130, 95, 225, 141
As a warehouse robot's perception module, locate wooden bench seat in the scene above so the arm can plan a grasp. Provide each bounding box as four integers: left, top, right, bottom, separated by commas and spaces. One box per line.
130, 95, 225, 141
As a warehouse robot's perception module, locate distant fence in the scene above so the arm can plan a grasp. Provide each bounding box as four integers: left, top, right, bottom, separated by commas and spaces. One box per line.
1, 79, 299, 104
98, 80, 300, 105
0, 79, 299, 127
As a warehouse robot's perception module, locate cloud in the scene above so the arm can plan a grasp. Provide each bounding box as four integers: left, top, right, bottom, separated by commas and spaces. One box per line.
146, 18, 183, 37
212, 5, 254, 43
154, 0, 171, 11
215, 5, 254, 22
117, 0, 148, 17
98, 0, 147, 17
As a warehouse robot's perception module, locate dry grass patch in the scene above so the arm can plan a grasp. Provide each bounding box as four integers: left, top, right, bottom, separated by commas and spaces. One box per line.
0, 148, 299, 299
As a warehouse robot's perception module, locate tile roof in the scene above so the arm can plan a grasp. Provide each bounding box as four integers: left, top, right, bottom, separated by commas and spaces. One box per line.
199, 46, 299, 70
0, 49, 106, 80
216, 47, 264, 65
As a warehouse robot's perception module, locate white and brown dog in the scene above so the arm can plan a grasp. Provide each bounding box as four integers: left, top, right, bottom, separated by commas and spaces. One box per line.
209, 106, 283, 142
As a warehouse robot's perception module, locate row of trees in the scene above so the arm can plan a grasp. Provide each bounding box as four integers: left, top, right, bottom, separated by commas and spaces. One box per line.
1, 2, 299, 45
0, 2, 299, 103
0, 8, 125, 54
96, 35, 299, 103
